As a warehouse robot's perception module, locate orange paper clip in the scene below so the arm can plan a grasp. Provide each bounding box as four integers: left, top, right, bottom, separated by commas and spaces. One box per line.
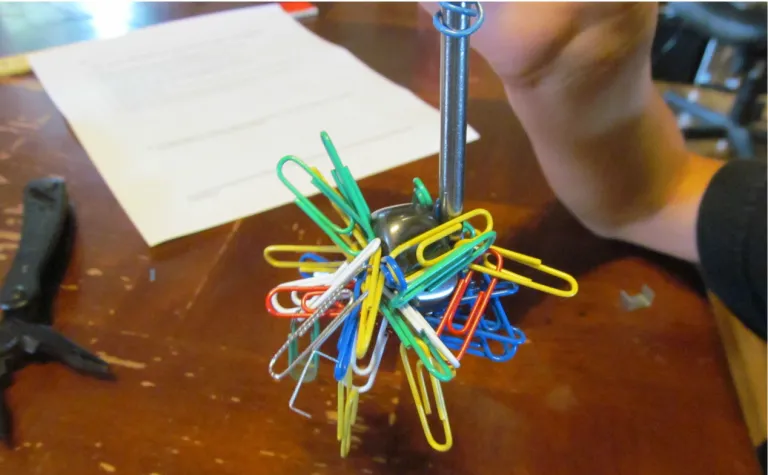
435, 248, 502, 359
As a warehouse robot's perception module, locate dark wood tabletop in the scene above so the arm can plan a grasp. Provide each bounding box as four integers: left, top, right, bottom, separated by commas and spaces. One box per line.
0, 2, 759, 475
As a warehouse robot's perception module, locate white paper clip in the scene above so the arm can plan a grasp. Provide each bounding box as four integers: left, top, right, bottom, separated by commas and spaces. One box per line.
347, 318, 390, 393
382, 287, 460, 369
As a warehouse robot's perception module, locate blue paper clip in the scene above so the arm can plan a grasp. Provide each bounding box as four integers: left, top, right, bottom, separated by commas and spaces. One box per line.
425, 308, 524, 362
435, 329, 520, 362
425, 272, 526, 362
479, 296, 526, 361
334, 277, 364, 381
419, 274, 518, 321
462, 275, 519, 332
298, 252, 332, 279
381, 255, 407, 293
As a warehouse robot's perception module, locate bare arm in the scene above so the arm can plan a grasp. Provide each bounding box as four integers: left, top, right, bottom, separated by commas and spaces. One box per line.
505, 51, 724, 263
422, 2, 724, 262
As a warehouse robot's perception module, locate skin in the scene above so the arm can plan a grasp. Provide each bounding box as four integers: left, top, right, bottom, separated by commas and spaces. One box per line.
421, 2, 724, 262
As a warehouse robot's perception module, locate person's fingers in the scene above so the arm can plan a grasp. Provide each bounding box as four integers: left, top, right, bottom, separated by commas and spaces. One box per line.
415, 3, 584, 85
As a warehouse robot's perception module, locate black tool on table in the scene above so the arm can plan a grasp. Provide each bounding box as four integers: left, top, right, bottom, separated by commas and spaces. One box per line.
0, 177, 112, 446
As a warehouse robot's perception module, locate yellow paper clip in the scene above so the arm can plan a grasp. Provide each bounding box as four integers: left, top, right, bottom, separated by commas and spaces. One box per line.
263, 244, 347, 272
337, 372, 360, 458
385, 208, 493, 286
392, 208, 493, 266
356, 248, 384, 358
414, 211, 494, 269
400, 341, 452, 452
468, 245, 579, 298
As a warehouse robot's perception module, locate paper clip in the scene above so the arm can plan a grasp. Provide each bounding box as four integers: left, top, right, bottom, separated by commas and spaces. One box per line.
472, 294, 526, 362
269, 239, 379, 378
277, 156, 367, 256
334, 277, 364, 381
264, 244, 347, 271
320, 131, 375, 239
382, 287, 460, 369
435, 325, 525, 362
412, 177, 434, 208
356, 247, 384, 358
426, 273, 526, 362
468, 245, 579, 298
269, 289, 358, 380
429, 307, 526, 362
321, 173, 370, 252
435, 248, 502, 359
298, 253, 335, 278
413, 209, 494, 268
431, 306, 526, 363
285, 292, 374, 418
287, 318, 320, 381
381, 255, 407, 292
300, 289, 354, 315
346, 318, 389, 393
337, 378, 359, 458
390, 231, 495, 308
381, 299, 455, 382
461, 280, 519, 306
266, 284, 349, 318
421, 278, 516, 319
287, 285, 364, 416
481, 295, 526, 361
272, 271, 339, 288
399, 341, 453, 452
389, 208, 493, 264
289, 348, 335, 418
265, 269, 354, 317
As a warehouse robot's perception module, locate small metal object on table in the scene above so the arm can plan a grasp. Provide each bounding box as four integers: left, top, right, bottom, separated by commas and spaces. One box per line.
620, 285, 656, 312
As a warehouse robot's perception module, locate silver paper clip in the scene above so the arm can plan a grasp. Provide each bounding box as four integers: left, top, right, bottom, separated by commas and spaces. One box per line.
287, 291, 368, 417
269, 239, 381, 381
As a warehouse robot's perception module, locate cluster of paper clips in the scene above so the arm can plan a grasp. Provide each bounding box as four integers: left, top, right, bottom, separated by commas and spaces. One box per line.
262, 131, 578, 456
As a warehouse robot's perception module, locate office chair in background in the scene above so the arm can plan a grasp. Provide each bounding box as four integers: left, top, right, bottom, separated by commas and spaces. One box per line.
662, 2, 766, 160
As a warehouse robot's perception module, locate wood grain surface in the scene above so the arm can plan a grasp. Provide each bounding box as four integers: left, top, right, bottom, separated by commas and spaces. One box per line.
0, 3, 759, 474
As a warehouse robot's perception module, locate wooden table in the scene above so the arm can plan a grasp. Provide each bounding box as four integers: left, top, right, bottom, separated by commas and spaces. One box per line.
0, 3, 759, 474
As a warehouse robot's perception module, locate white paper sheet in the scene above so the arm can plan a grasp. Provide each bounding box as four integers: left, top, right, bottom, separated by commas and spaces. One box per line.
29, 4, 479, 246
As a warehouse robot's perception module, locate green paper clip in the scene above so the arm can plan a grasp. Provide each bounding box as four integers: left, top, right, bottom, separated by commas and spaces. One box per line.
412, 177, 433, 208
277, 155, 364, 256
320, 132, 375, 240
288, 318, 321, 382
391, 231, 496, 307
380, 300, 455, 382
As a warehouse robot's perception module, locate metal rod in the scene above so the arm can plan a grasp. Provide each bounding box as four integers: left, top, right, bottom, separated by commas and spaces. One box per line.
437, 2, 471, 222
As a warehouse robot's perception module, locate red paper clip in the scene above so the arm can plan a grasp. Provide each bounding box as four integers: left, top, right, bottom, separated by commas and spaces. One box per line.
266, 285, 328, 318
300, 289, 348, 316
435, 248, 503, 359
265, 284, 352, 318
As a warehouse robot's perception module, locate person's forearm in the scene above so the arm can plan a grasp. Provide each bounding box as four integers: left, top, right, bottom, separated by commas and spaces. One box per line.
505, 56, 723, 262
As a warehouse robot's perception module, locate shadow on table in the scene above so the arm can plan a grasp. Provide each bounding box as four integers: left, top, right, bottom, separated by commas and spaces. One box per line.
494, 200, 707, 327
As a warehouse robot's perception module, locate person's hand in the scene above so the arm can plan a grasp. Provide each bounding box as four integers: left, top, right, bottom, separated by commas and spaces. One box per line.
420, 2, 658, 95
421, 3, 723, 264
